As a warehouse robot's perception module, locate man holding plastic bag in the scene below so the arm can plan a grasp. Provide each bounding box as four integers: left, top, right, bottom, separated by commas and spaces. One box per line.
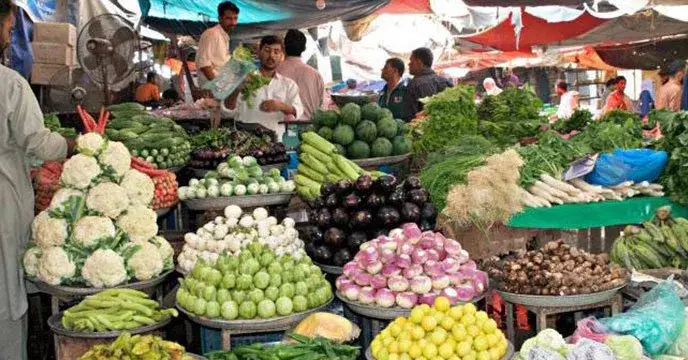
222, 36, 303, 140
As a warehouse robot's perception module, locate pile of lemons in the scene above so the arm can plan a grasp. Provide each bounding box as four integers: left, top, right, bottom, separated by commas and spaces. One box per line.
370, 297, 509, 360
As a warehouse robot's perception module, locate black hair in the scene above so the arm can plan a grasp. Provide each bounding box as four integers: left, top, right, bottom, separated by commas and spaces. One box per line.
606, 77, 618, 87
163, 89, 180, 101
411, 47, 433, 68
386, 58, 405, 76
146, 72, 156, 82
556, 80, 567, 91
0, 0, 14, 18
260, 35, 283, 50
284, 29, 306, 57
218, 1, 240, 18
615, 76, 626, 83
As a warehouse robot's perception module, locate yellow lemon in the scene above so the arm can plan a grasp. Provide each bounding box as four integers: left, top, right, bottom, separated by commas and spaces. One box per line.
410, 307, 425, 324
434, 296, 451, 312
418, 304, 431, 313
418, 339, 429, 349
399, 331, 412, 342
423, 343, 438, 358
396, 317, 408, 326
438, 343, 454, 359
399, 339, 412, 353
390, 324, 403, 337
473, 335, 489, 352
378, 348, 390, 360
467, 325, 481, 337
445, 337, 457, 350
463, 351, 477, 360
389, 341, 400, 354
372, 340, 382, 353
456, 341, 472, 357
389, 354, 400, 360
448, 356, 461, 360
383, 337, 394, 346
422, 316, 438, 332
440, 316, 455, 331
488, 348, 502, 360
430, 328, 448, 345
475, 311, 489, 323
409, 343, 423, 358
400, 354, 412, 360
452, 324, 468, 342
476, 350, 490, 360
449, 306, 464, 320
485, 334, 499, 347
482, 319, 498, 334
433, 311, 445, 324
463, 303, 477, 315
460, 314, 476, 327
412, 326, 426, 340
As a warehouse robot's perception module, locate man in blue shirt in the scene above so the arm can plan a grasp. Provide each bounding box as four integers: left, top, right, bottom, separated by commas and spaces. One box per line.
378, 58, 412, 121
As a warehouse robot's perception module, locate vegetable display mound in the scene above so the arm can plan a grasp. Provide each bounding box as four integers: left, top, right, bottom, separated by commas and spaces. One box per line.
189, 128, 287, 170
176, 244, 332, 320
179, 156, 295, 200
371, 297, 509, 360
22, 131, 173, 288
302, 175, 436, 266
62, 289, 177, 332
177, 205, 305, 274
44, 113, 77, 138
78, 332, 195, 360
335, 223, 487, 309
206, 333, 360, 360
485, 241, 627, 296
656, 110, 688, 205
152, 171, 179, 210
477, 87, 545, 146
515, 328, 624, 360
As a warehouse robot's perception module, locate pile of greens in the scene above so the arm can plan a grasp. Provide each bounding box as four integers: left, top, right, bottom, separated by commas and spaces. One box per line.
656, 111, 688, 205
44, 113, 77, 138
571, 117, 642, 153
232, 45, 272, 108
206, 333, 360, 360
551, 109, 593, 134
477, 87, 545, 146
518, 132, 589, 187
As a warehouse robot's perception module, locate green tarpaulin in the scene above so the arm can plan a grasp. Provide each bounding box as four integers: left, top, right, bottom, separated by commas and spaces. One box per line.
507, 197, 688, 229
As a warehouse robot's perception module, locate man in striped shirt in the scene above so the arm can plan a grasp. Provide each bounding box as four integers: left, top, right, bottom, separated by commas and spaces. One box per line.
404, 47, 453, 118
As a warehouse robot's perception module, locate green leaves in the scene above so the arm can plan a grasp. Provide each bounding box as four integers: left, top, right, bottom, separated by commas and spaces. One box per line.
476, 88, 546, 146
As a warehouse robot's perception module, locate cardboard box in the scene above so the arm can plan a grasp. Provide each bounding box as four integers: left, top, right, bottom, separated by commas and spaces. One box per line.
31, 64, 73, 86
32, 42, 75, 65
33, 22, 77, 47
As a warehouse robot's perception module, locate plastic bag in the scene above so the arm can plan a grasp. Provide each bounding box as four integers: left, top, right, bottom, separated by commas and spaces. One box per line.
604, 335, 644, 360
524, 346, 566, 360
666, 308, 688, 357
585, 149, 668, 187
203, 58, 257, 100
599, 280, 685, 355
566, 339, 615, 360
570, 317, 609, 344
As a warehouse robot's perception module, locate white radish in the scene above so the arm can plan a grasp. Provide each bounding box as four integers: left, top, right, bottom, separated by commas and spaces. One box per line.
610, 181, 634, 189
540, 174, 581, 196
534, 181, 576, 202
528, 185, 563, 205
520, 188, 544, 208
569, 178, 605, 194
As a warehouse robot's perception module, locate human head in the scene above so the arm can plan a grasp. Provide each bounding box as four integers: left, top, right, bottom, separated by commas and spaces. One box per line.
555, 80, 567, 95
259, 35, 284, 71
146, 72, 156, 83
284, 29, 306, 57
483, 77, 496, 91
217, 1, 239, 33
606, 77, 618, 89
381, 58, 404, 83
162, 88, 180, 105
615, 76, 626, 93
667, 59, 686, 80
0, 0, 15, 53
409, 47, 433, 76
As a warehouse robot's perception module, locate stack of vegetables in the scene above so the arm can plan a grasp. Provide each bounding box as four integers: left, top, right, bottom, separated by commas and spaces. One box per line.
515, 329, 628, 360
206, 333, 360, 360
44, 113, 77, 138
302, 175, 436, 267
151, 170, 179, 210
78, 333, 196, 360
610, 206, 688, 269
104, 103, 191, 169
656, 110, 688, 205
477, 87, 545, 146
312, 102, 411, 159
179, 156, 295, 200
484, 240, 627, 296
34, 161, 64, 212
189, 128, 287, 170
176, 243, 332, 320
335, 223, 487, 308
22, 112, 174, 288
296, 131, 383, 199
62, 289, 177, 332
370, 297, 509, 360
176, 205, 305, 274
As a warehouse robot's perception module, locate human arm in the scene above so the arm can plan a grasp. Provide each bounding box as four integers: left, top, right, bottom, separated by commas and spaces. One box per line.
404, 81, 421, 118
196, 29, 226, 81
152, 85, 161, 101
259, 80, 303, 118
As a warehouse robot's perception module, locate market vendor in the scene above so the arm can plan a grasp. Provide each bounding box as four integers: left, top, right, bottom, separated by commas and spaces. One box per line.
483, 77, 503, 96
0, 1, 74, 358
656, 60, 685, 112
378, 58, 412, 121
405, 47, 453, 117
197, 1, 239, 86
602, 76, 632, 115
277, 29, 324, 121
551, 80, 579, 121
223, 35, 303, 140
134, 72, 161, 106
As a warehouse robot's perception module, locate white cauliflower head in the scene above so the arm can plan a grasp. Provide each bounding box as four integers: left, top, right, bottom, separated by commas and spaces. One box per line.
86, 182, 129, 218
49, 189, 84, 211
98, 141, 131, 178
32, 211, 68, 249
81, 249, 127, 288
126, 242, 164, 281
149, 236, 174, 265
38, 247, 76, 285
22, 247, 42, 278
76, 132, 106, 155
73, 216, 116, 247
60, 154, 102, 189
118, 205, 158, 243
120, 169, 154, 206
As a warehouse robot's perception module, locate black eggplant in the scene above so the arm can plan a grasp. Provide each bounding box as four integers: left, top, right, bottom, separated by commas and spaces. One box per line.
404, 176, 422, 190
321, 182, 337, 197
388, 189, 405, 206
401, 202, 421, 223
343, 194, 361, 209
407, 189, 428, 206
376, 175, 398, 194
325, 194, 339, 208
314, 245, 333, 263
364, 193, 385, 208
420, 219, 434, 231
309, 196, 325, 209
309, 227, 325, 245
305, 242, 317, 257
333, 248, 352, 266
336, 179, 353, 196
332, 208, 349, 227
351, 210, 373, 228
368, 228, 387, 239
325, 228, 347, 248
377, 206, 401, 227
355, 174, 373, 193
315, 208, 332, 228
347, 231, 368, 252
421, 203, 437, 221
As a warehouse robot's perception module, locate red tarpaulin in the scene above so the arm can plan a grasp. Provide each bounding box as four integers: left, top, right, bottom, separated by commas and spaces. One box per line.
377, 0, 432, 14
461, 10, 608, 52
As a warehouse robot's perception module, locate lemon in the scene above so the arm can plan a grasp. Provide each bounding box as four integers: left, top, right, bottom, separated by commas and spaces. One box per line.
423, 343, 438, 358
434, 296, 451, 312
418, 304, 431, 313
411, 326, 426, 340
400, 354, 412, 360
475, 311, 489, 322
438, 343, 454, 359
482, 319, 498, 334
463, 351, 477, 360
380, 329, 391, 339
433, 311, 445, 324
456, 341, 472, 357
389, 354, 400, 360
440, 316, 455, 331
404, 322, 417, 333
467, 325, 480, 337
390, 323, 403, 337
473, 335, 489, 352
410, 307, 425, 324
421, 316, 438, 331
372, 339, 382, 353
383, 337, 394, 346
378, 348, 390, 360
448, 356, 461, 360
396, 317, 408, 326
476, 350, 490, 360
451, 324, 468, 342
461, 314, 476, 327
430, 328, 448, 345
389, 341, 400, 354
488, 348, 501, 360
409, 343, 423, 358
399, 339, 412, 353
418, 339, 429, 349
445, 337, 457, 349
449, 306, 463, 320
463, 303, 477, 315
485, 333, 499, 347
398, 331, 412, 342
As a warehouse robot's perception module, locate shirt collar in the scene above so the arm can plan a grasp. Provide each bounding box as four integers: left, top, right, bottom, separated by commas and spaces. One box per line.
415, 68, 436, 77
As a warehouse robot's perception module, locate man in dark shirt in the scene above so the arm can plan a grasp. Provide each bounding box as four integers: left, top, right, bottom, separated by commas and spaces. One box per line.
378, 58, 412, 121
405, 47, 453, 117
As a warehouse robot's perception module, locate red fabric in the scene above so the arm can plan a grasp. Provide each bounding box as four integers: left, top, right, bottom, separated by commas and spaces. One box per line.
462, 10, 608, 52
436, 51, 535, 70
377, 0, 432, 14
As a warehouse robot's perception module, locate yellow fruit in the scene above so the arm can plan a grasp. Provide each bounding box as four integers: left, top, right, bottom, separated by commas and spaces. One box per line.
418, 339, 429, 349
398, 331, 412, 342
423, 343, 438, 358
475, 312, 489, 322
448, 356, 461, 360
396, 317, 408, 326
409, 343, 423, 358
411, 326, 425, 340
463, 351, 477, 360
456, 341, 472, 357
463, 303, 477, 315
418, 304, 431, 313
485, 334, 498, 347
390, 354, 400, 360
381, 329, 391, 339
445, 337, 457, 350
430, 328, 448, 345
404, 322, 416, 332
476, 350, 490, 360
482, 319, 498, 334
438, 343, 454, 359
449, 306, 464, 320
467, 325, 480, 337
421, 316, 438, 331
434, 297, 451, 312
440, 317, 455, 331
383, 337, 394, 346
498, 338, 508, 348
460, 314, 476, 327
400, 354, 412, 360
410, 308, 425, 324
390, 324, 403, 337
473, 335, 489, 352
433, 311, 445, 324
399, 339, 412, 353
378, 348, 390, 360
372, 340, 382, 353
488, 348, 501, 360
389, 342, 400, 354
452, 324, 468, 342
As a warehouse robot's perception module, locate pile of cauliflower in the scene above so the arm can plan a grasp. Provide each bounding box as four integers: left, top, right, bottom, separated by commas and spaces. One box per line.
177, 205, 305, 273
22, 132, 173, 287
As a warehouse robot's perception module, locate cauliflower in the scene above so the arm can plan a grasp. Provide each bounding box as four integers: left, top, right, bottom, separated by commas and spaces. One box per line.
149, 236, 174, 269
117, 205, 158, 243
282, 217, 295, 228
76, 133, 106, 155
177, 245, 198, 273
22, 247, 42, 278
224, 205, 242, 219
86, 182, 129, 218
81, 249, 128, 288
239, 215, 254, 228
49, 188, 84, 211
126, 242, 164, 281
32, 211, 68, 249
73, 216, 116, 247
37, 247, 76, 285
120, 169, 154, 206
98, 141, 131, 178
253, 207, 268, 221
60, 154, 102, 189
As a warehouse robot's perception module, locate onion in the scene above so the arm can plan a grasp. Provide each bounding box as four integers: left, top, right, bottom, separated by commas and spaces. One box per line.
396, 292, 418, 309
365, 260, 383, 275
455, 282, 476, 301
402, 223, 422, 243
336, 277, 352, 290
360, 241, 375, 251
381, 263, 401, 278
358, 287, 376, 304
443, 237, 462, 256
455, 249, 470, 264
397, 243, 414, 256
441, 258, 461, 274
419, 232, 435, 250
424, 260, 445, 277
388, 228, 404, 239
380, 248, 396, 264
343, 262, 358, 278
440, 287, 461, 304
402, 264, 423, 279
460, 260, 477, 273
432, 274, 451, 290
448, 272, 466, 286
431, 232, 445, 251
349, 267, 363, 281
375, 288, 396, 308
471, 270, 489, 294
418, 293, 438, 305
388, 275, 410, 292
396, 254, 412, 269
341, 282, 361, 301
379, 237, 397, 251
410, 275, 432, 294
354, 272, 372, 287
411, 248, 428, 263
426, 249, 440, 261
370, 274, 387, 289
356, 247, 378, 267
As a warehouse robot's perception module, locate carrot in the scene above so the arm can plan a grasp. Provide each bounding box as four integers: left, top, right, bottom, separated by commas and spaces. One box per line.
76, 106, 93, 132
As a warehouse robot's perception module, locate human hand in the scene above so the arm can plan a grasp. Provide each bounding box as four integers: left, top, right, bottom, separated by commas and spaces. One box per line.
260, 99, 285, 113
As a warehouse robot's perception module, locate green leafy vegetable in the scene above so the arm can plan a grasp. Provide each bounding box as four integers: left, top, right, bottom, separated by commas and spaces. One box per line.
477, 87, 545, 146
551, 109, 593, 134
657, 111, 688, 205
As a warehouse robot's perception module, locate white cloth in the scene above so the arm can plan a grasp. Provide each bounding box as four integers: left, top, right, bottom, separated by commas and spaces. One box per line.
556, 91, 579, 119
222, 73, 303, 140
196, 24, 230, 87
483, 78, 503, 96
0, 65, 67, 321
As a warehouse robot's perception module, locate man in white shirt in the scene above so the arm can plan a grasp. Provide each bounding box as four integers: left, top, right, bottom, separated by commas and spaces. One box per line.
196, 1, 239, 86
552, 80, 579, 122
224, 35, 303, 140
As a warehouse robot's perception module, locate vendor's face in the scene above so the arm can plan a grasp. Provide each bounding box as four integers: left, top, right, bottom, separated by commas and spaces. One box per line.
259, 43, 283, 71
617, 79, 626, 93
381, 62, 395, 82
0, 10, 14, 51
408, 55, 422, 76
219, 10, 238, 33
